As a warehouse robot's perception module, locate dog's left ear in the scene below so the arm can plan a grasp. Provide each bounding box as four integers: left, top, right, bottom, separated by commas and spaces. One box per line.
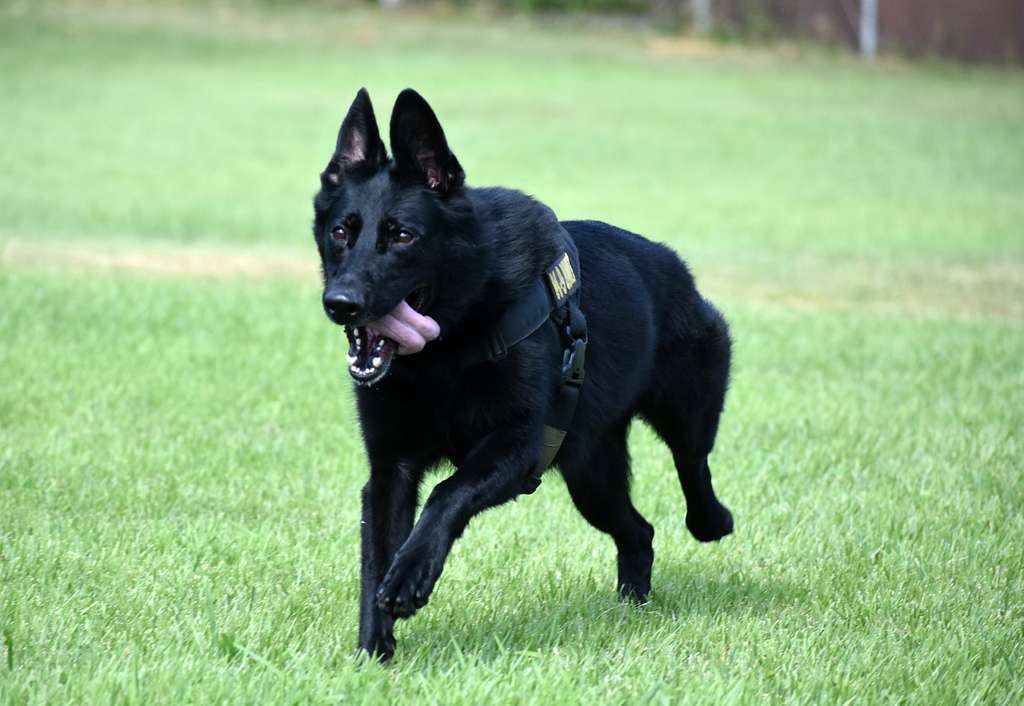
389, 89, 465, 194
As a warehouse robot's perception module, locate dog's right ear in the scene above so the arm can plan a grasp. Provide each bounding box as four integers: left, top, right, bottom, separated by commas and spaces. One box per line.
321, 88, 388, 188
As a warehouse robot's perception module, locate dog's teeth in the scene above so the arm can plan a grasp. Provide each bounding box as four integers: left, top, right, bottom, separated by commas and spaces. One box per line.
372, 356, 382, 368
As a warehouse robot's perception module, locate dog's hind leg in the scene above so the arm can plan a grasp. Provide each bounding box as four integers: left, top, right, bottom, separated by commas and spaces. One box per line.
641, 326, 734, 543
673, 453, 733, 542
561, 424, 655, 602
643, 400, 733, 543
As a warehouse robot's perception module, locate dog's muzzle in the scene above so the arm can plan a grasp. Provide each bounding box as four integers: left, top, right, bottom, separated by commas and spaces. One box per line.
342, 287, 437, 386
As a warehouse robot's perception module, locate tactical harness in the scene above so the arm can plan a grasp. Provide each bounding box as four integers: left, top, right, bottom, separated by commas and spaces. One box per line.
467, 226, 587, 494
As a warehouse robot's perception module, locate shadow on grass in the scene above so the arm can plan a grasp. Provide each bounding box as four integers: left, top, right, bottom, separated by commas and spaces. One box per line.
397, 561, 804, 662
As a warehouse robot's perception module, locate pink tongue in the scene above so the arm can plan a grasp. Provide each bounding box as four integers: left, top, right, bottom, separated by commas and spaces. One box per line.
367, 300, 441, 355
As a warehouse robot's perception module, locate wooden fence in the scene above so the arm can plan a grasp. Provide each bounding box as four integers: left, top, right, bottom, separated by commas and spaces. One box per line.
705, 0, 1024, 64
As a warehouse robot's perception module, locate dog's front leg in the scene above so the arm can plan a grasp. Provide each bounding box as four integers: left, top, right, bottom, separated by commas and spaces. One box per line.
375, 420, 542, 620
357, 462, 419, 661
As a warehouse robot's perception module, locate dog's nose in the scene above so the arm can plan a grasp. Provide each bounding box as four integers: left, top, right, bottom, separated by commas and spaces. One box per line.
323, 289, 364, 321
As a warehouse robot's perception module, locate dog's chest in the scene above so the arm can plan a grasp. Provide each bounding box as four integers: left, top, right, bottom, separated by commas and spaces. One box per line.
368, 361, 532, 457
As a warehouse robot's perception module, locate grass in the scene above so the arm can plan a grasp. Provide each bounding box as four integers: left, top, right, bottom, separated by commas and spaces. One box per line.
2, 2, 1023, 703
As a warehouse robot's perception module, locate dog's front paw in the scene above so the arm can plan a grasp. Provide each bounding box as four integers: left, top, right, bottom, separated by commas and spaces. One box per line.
376, 548, 442, 619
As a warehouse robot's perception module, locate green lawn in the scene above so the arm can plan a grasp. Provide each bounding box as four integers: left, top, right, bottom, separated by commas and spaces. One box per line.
2, 2, 1023, 704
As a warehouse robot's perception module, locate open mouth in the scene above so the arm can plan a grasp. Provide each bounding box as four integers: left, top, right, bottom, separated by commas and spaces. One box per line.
344, 326, 396, 385
344, 287, 431, 386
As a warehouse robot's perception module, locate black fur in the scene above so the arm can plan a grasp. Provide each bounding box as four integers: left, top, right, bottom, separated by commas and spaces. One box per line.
312, 89, 734, 661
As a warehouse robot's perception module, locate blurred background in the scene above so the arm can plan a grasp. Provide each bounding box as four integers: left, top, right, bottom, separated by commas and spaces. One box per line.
404, 0, 1024, 65
3, 0, 1022, 298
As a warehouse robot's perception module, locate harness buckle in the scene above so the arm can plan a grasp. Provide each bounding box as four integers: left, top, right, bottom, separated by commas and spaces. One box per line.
487, 330, 508, 360
562, 337, 587, 387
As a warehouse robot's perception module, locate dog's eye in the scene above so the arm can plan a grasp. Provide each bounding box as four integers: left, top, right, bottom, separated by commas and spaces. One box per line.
394, 229, 417, 245
331, 224, 347, 243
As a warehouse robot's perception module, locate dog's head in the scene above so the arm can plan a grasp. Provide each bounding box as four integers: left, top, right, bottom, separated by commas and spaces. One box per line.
313, 88, 480, 385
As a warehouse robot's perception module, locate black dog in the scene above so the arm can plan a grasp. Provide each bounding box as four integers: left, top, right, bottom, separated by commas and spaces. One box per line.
312, 88, 733, 661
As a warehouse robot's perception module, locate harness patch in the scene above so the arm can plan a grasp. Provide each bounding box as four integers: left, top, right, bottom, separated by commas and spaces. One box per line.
546, 252, 579, 305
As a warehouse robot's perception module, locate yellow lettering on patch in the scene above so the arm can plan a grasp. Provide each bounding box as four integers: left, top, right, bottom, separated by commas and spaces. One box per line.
558, 255, 577, 290
547, 253, 578, 304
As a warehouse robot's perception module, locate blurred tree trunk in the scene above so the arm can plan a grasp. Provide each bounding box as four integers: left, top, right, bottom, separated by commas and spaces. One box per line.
692, 0, 712, 33
653, 0, 712, 32
859, 0, 878, 59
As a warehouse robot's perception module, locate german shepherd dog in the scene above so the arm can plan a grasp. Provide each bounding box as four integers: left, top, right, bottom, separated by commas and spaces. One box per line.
313, 89, 733, 661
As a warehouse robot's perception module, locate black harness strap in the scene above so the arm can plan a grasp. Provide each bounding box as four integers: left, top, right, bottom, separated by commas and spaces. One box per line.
468, 226, 587, 495
526, 291, 586, 492
479, 279, 557, 362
